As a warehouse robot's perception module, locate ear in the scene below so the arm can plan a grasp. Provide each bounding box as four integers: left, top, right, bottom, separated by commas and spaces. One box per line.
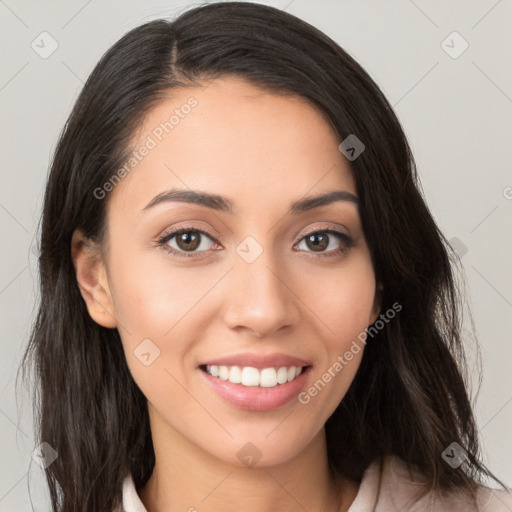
369, 282, 383, 325
71, 229, 117, 328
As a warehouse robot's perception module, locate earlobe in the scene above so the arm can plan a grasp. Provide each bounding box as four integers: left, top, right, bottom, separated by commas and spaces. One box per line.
71, 229, 117, 329
370, 283, 383, 324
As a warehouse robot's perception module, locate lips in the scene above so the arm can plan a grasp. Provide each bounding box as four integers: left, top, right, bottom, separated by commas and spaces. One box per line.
198, 352, 312, 411
200, 352, 311, 369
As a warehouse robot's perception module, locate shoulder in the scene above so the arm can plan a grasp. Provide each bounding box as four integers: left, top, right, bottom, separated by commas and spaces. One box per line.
354, 455, 512, 512
112, 473, 147, 512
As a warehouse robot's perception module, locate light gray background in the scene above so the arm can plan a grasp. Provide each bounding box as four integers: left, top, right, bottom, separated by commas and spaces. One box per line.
1, 0, 511, 509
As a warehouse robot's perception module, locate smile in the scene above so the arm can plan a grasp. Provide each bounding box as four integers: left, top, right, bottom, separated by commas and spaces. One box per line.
203, 364, 303, 388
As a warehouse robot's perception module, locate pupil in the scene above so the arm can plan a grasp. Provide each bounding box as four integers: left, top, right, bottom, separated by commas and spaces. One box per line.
308, 233, 327, 251
178, 232, 199, 250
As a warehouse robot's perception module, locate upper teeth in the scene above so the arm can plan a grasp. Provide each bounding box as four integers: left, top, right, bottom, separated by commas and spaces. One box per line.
206, 365, 303, 387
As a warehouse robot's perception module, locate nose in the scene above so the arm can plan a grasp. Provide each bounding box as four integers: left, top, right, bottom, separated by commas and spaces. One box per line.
222, 247, 300, 338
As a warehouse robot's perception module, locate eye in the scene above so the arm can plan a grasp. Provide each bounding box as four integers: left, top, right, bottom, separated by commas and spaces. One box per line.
156, 226, 353, 260
157, 227, 217, 259
295, 229, 353, 257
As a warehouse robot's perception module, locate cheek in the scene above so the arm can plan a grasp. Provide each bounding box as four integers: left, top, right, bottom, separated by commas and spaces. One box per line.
301, 258, 377, 340
299, 258, 376, 404
107, 249, 225, 382
108, 246, 208, 333
110, 244, 377, 355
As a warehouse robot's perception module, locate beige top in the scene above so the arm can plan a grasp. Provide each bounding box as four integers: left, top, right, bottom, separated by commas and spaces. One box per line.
118, 455, 512, 511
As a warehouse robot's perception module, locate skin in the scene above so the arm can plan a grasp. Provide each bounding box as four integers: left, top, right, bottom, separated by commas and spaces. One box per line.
73, 76, 381, 512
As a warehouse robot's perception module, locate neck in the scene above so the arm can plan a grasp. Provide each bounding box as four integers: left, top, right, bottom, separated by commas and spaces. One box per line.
138, 410, 359, 512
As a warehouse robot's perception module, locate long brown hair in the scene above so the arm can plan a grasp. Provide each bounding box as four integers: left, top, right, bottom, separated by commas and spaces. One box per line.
19, 2, 507, 511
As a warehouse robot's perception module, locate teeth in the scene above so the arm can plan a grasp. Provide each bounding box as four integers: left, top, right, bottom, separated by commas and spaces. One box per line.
241, 367, 260, 386
229, 366, 242, 384
205, 365, 304, 388
218, 366, 229, 380
276, 366, 289, 384
260, 368, 276, 387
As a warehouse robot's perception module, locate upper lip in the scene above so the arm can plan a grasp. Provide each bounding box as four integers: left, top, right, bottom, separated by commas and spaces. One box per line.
200, 353, 311, 370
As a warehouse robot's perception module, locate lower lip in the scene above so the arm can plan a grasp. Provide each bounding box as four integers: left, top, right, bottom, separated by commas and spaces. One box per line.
199, 367, 310, 411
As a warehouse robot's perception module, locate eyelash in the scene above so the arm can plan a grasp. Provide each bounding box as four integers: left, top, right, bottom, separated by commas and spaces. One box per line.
156, 226, 354, 260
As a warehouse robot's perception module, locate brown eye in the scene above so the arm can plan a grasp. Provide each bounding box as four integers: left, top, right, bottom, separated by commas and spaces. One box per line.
304, 233, 329, 252
159, 228, 217, 258
296, 229, 353, 257
175, 231, 201, 251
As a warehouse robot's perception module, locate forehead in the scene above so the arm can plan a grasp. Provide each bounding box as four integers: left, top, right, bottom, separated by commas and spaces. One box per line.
109, 76, 356, 216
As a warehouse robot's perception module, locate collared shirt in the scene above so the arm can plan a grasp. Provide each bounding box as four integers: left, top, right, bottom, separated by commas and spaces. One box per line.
117, 455, 512, 511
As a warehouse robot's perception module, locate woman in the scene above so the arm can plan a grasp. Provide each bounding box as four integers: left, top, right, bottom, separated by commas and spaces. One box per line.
21, 2, 512, 511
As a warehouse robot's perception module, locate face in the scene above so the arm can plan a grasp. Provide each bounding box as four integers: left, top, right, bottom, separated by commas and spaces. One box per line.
77, 76, 380, 468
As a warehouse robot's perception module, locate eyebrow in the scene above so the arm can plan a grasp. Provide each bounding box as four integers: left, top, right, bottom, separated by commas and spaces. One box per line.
142, 188, 358, 214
